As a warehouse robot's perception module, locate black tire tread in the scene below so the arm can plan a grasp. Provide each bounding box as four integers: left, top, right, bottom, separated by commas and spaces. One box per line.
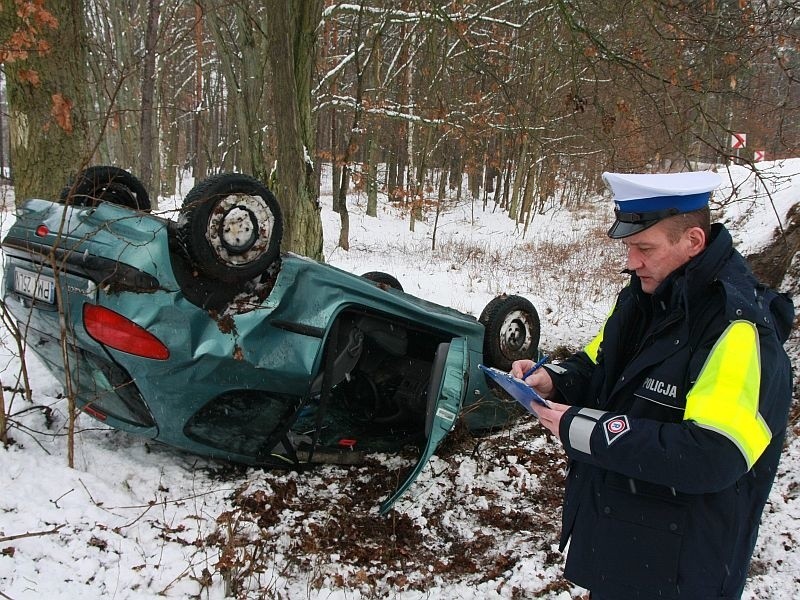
479, 294, 540, 371
177, 173, 283, 284
60, 165, 151, 211
362, 271, 403, 292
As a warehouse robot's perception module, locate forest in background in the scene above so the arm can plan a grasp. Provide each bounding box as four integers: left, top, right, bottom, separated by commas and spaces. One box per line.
1, 0, 798, 254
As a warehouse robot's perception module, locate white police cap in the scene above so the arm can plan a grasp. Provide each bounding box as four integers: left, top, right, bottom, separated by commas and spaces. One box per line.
603, 171, 721, 239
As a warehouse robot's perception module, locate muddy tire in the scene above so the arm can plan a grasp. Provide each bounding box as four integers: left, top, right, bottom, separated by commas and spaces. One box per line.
479, 295, 540, 371
178, 173, 283, 284
60, 166, 151, 211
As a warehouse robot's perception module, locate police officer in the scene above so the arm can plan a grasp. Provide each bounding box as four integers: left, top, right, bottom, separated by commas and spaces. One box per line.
512, 171, 794, 600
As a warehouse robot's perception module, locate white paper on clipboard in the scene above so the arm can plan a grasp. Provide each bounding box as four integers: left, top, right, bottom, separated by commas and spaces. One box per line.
479, 364, 552, 412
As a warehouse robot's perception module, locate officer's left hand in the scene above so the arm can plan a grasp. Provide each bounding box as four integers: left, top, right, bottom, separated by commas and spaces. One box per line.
529, 401, 570, 440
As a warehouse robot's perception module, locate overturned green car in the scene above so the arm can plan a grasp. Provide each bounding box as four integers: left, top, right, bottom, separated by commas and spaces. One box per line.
1, 167, 540, 512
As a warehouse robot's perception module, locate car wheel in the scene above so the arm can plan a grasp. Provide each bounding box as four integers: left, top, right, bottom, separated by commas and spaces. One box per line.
178, 173, 283, 284
361, 271, 403, 292
479, 295, 540, 371
60, 165, 151, 211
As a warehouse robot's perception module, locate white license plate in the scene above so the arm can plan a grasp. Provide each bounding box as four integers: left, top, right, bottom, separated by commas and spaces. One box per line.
14, 267, 56, 304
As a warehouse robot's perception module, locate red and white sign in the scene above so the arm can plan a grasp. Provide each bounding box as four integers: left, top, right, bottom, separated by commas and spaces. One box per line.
754, 150, 766, 162
731, 133, 747, 149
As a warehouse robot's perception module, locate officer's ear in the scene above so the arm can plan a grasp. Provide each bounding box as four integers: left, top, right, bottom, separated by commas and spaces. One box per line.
685, 226, 706, 258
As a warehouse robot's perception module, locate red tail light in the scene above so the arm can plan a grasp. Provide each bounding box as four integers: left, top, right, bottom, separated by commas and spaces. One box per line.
83, 304, 170, 360
82, 405, 108, 421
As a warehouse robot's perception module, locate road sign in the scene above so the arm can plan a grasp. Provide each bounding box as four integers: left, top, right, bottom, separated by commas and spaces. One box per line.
731, 133, 746, 149
754, 150, 765, 162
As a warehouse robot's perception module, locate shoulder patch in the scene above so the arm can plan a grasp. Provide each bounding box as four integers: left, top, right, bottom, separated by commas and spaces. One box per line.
603, 415, 631, 446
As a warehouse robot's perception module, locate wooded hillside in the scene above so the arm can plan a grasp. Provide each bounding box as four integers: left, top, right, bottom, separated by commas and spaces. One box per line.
1, 1, 797, 241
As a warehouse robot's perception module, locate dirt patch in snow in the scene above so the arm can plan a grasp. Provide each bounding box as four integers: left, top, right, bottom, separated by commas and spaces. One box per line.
200, 420, 571, 598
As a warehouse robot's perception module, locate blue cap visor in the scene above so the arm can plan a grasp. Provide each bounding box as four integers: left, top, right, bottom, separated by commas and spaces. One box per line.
607, 217, 660, 239
614, 191, 711, 214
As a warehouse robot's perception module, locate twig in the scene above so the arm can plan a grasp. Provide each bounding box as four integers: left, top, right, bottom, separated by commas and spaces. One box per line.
102, 486, 238, 511
115, 502, 155, 531
0, 524, 65, 543
78, 478, 99, 506
50, 488, 74, 508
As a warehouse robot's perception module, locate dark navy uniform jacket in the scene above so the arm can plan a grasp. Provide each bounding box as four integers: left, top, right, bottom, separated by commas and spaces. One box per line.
547, 224, 794, 599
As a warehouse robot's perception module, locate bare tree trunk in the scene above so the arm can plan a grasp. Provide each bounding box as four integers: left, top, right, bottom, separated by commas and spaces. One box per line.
411, 125, 431, 227
204, 1, 269, 179
336, 169, 350, 250
365, 134, 378, 217
330, 109, 340, 212
455, 152, 463, 203
325, 17, 341, 211
431, 159, 447, 251
501, 158, 513, 210
105, 1, 141, 169
192, 3, 206, 179
521, 162, 537, 233
0, 95, 6, 178
387, 148, 400, 199
158, 58, 177, 197
139, 0, 160, 204
267, 0, 324, 260
365, 30, 383, 218
468, 166, 480, 202
1, 0, 89, 202
335, 5, 370, 250
508, 140, 528, 221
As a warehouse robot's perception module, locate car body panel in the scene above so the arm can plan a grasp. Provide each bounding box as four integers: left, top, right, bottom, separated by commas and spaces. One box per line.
2, 198, 522, 510
379, 338, 467, 514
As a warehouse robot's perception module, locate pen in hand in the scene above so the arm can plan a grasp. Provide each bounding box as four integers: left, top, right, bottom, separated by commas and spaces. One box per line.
521, 354, 550, 380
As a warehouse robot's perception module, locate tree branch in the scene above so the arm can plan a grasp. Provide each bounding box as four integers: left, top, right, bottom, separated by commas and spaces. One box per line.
0, 524, 65, 543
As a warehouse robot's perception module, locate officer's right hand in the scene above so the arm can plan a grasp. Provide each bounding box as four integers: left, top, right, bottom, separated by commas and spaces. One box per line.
510, 359, 555, 399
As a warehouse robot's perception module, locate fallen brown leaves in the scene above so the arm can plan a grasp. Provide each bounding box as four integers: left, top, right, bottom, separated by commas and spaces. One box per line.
200, 419, 570, 597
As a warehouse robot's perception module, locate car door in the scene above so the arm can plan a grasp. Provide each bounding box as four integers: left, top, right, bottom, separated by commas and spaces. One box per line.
379, 338, 468, 514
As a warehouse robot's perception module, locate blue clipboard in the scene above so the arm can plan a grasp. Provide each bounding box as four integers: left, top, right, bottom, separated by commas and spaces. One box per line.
479, 364, 552, 412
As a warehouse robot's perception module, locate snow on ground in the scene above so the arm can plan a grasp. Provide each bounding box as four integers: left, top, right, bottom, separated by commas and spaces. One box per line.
0, 160, 798, 599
